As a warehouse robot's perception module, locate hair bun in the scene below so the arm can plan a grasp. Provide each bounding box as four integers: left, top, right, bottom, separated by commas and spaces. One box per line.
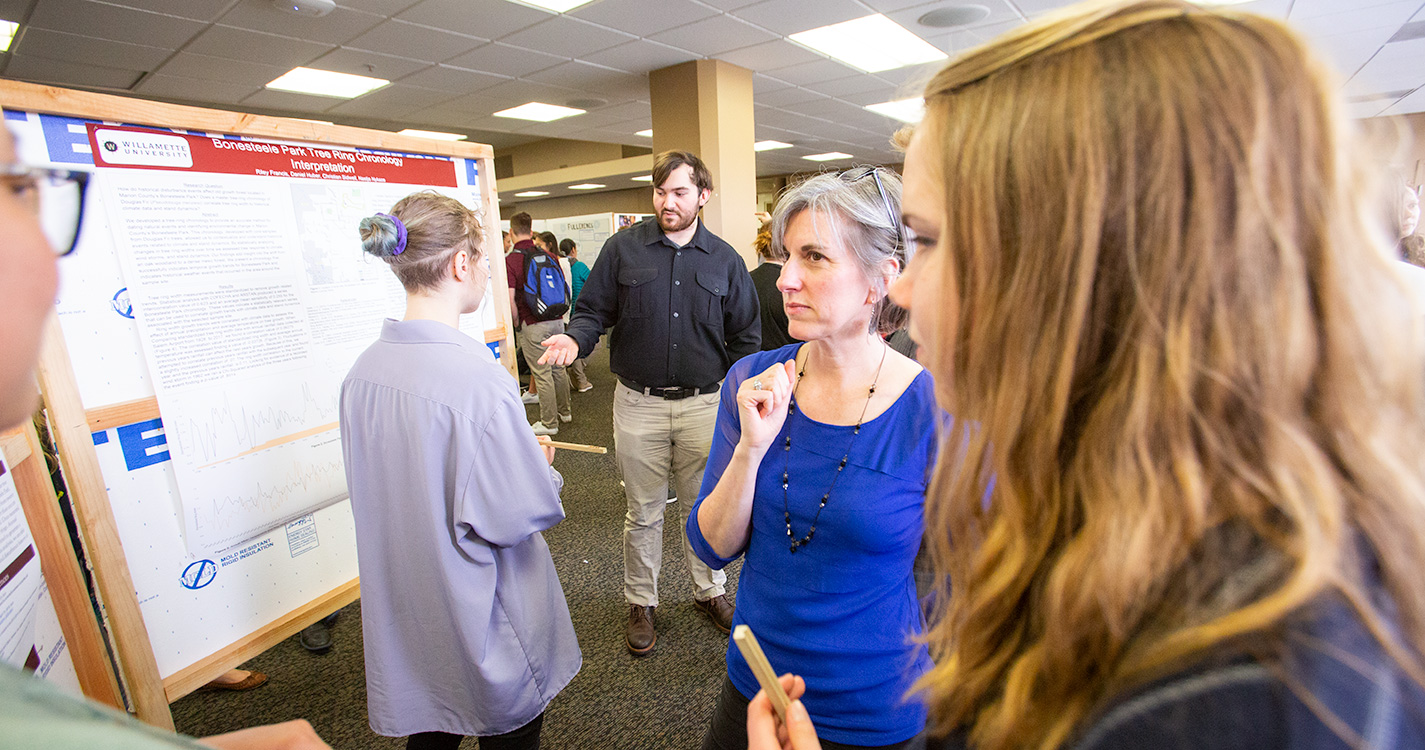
359, 214, 401, 259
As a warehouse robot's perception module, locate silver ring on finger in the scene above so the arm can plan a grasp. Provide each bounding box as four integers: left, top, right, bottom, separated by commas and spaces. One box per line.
751, 379, 764, 390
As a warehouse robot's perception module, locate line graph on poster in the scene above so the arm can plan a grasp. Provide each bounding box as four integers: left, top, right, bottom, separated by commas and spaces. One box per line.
167, 379, 340, 467
187, 454, 347, 554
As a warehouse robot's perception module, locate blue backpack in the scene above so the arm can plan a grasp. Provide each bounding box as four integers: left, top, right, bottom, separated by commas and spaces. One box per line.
521, 248, 570, 321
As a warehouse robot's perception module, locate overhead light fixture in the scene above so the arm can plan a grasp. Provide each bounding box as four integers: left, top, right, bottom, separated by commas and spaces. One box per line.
0, 20, 17, 53
635, 129, 653, 137
802, 152, 853, 162
568, 183, 606, 190
494, 102, 586, 122
918, 5, 991, 28
754, 140, 794, 152
266, 67, 389, 98
789, 14, 947, 73
510, 0, 596, 11
631, 175, 653, 182
271, 0, 336, 17
864, 98, 924, 123
398, 128, 468, 141
515, 190, 550, 197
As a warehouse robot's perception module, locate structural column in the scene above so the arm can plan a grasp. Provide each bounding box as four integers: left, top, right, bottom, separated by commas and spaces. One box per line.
649, 59, 757, 267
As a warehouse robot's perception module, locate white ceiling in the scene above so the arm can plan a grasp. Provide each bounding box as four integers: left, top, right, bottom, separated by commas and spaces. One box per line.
2, 0, 1423, 181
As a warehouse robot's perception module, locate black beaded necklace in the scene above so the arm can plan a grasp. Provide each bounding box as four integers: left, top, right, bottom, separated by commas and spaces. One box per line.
782, 342, 889, 553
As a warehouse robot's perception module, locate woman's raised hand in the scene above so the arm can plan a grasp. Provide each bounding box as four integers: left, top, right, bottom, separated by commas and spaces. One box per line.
736, 360, 798, 456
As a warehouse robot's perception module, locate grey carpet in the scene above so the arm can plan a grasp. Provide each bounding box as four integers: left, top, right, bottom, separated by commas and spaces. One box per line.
170, 344, 742, 748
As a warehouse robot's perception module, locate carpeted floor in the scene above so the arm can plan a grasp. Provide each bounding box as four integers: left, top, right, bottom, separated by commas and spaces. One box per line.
170, 344, 742, 748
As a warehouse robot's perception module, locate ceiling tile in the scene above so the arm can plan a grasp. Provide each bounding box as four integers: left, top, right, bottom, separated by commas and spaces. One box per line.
3, 54, 144, 89
240, 88, 345, 114
1379, 85, 1425, 116
570, 0, 719, 36
696, 0, 762, 10
1315, 28, 1397, 78
396, 0, 552, 39
807, 74, 895, 98
781, 97, 863, 120
860, 0, 945, 11
1347, 99, 1394, 118
873, 59, 945, 87
1292, 0, 1413, 19
756, 86, 827, 107
310, 47, 431, 80
523, 60, 643, 91
28, 0, 206, 49
345, 20, 486, 63
496, 16, 636, 59
1291, 0, 1417, 37
134, 73, 259, 103
186, 25, 336, 68
102, 0, 234, 22
326, 83, 457, 117
730, 0, 871, 36
648, 14, 778, 57
338, 0, 424, 14
766, 58, 859, 86
154, 52, 290, 88
885, 0, 1023, 42
14, 28, 173, 70
588, 101, 651, 120
395, 64, 509, 93
217, 3, 385, 45
1351, 37, 1425, 93
444, 42, 566, 78
441, 78, 582, 113
582, 40, 699, 74
717, 40, 824, 71
753, 73, 794, 92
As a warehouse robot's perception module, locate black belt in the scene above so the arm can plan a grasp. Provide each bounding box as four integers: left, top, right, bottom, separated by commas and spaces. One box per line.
618, 377, 720, 400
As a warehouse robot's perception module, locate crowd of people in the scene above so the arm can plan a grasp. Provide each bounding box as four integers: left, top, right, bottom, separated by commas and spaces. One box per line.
7, 0, 1425, 748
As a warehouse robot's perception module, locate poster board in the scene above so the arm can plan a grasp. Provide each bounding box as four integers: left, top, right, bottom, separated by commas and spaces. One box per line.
1, 79, 512, 728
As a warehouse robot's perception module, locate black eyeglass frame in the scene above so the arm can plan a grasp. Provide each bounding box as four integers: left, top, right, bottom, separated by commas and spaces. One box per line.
838, 165, 902, 253
1, 164, 91, 257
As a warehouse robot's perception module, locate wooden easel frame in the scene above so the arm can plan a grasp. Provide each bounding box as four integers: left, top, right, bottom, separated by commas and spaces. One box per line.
3, 79, 515, 729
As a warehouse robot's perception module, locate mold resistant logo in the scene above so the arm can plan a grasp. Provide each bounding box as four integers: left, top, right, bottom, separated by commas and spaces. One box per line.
93, 128, 193, 168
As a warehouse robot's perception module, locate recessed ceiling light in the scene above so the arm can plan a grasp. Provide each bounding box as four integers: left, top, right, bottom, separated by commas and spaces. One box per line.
789, 15, 947, 73
918, 5, 991, 28
864, 98, 924, 123
568, 183, 606, 190
753, 140, 794, 152
515, 190, 550, 197
631, 175, 654, 182
397, 129, 468, 141
802, 152, 854, 162
494, 102, 586, 122
266, 67, 389, 98
0, 20, 17, 53
510, 0, 596, 11
635, 129, 654, 137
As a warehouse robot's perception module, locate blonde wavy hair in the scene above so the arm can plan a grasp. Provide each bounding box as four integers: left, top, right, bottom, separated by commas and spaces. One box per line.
912, 2, 1425, 748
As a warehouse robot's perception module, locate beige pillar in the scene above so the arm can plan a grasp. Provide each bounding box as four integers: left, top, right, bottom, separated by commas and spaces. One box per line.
649, 59, 757, 268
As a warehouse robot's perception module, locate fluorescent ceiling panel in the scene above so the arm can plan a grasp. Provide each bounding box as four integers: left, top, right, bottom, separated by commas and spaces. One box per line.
398, 129, 468, 141
493, 102, 586, 122
789, 15, 947, 73
635, 129, 653, 137
631, 175, 653, 182
515, 190, 550, 197
754, 140, 794, 151
864, 98, 924, 123
0, 20, 17, 53
511, 0, 597, 11
266, 67, 390, 98
568, 183, 606, 189
803, 152, 853, 161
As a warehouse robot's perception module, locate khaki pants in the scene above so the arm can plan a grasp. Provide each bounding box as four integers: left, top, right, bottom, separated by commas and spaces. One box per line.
518, 319, 571, 427
613, 381, 726, 607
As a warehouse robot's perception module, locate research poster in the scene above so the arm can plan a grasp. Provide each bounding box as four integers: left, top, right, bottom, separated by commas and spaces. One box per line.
91, 125, 491, 554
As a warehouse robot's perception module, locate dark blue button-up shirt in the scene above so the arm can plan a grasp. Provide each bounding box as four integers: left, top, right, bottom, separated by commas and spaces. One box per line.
565, 217, 760, 388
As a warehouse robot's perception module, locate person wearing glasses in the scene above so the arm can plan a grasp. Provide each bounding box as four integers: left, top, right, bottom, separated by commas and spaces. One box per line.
0, 124, 329, 749
748, 2, 1425, 749
687, 167, 937, 750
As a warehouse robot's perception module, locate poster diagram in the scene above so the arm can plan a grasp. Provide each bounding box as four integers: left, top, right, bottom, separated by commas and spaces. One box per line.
93, 125, 490, 553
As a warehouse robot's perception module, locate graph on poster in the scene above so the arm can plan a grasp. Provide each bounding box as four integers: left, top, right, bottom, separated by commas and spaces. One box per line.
92, 124, 486, 554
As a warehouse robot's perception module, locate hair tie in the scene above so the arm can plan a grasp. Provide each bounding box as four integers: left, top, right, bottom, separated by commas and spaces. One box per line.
376, 212, 408, 256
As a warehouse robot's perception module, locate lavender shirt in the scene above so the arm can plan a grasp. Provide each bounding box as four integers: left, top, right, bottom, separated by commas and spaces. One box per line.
340, 318, 580, 737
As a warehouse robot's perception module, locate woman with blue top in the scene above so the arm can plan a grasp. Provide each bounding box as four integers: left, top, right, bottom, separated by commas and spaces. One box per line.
342, 191, 580, 750
688, 168, 936, 750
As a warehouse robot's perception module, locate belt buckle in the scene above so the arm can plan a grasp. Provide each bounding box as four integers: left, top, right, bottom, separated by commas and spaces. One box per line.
660, 386, 687, 400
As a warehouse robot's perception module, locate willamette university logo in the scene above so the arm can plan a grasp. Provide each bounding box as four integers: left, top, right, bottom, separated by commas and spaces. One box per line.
93, 128, 193, 169
103, 140, 118, 152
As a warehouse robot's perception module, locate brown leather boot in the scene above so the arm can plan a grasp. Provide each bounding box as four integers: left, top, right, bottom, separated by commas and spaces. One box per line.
626, 604, 656, 655
693, 594, 735, 634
